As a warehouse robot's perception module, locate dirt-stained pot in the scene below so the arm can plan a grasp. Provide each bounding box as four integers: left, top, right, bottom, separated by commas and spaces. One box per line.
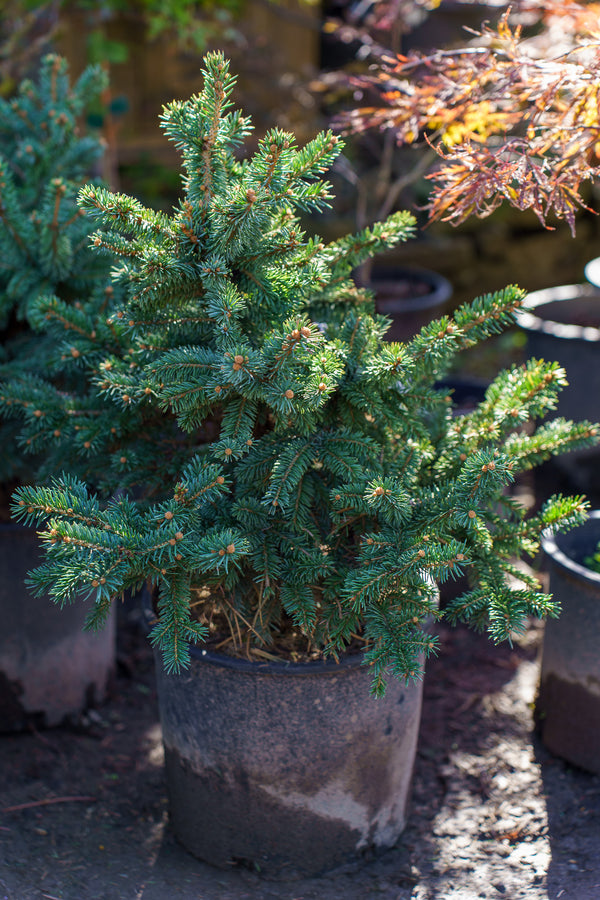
0, 523, 115, 731
536, 511, 600, 774
153, 639, 425, 878
516, 283, 600, 494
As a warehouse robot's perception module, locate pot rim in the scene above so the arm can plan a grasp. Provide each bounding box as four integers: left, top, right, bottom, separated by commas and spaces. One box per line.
141, 598, 368, 675
144, 577, 438, 676
369, 265, 453, 313
541, 510, 600, 585
516, 283, 600, 342
584, 256, 600, 288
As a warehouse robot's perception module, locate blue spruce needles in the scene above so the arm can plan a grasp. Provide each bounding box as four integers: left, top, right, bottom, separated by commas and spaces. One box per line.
5, 52, 599, 693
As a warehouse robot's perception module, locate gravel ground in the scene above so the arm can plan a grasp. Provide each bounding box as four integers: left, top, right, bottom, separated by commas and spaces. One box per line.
1, 607, 599, 900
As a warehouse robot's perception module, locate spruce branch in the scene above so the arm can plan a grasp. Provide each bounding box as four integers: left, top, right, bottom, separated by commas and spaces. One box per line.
5, 51, 600, 687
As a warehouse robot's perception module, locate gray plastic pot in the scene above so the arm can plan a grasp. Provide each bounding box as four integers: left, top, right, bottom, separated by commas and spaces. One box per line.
536, 511, 600, 773
153, 638, 425, 878
0, 522, 115, 731
516, 283, 600, 493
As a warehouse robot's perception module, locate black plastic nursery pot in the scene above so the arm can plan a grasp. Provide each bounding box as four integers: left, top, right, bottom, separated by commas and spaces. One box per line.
153, 638, 425, 878
516, 283, 600, 494
536, 511, 600, 774
0, 522, 115, 731
370, 266, 453, 343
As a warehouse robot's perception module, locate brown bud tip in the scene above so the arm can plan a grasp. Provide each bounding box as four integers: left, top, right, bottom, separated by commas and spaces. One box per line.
234, 354, 244, 364
34, 409, 42, 417
284, 389, 294, 399
468, 510, 476, 519
217, 476, 225, 484
175, 532, 184, 541
417, 549, 425, 558
226, 544, 235, 554
224, 447, 233, 456
374, 486, 385, 496
164, 511, 174, 520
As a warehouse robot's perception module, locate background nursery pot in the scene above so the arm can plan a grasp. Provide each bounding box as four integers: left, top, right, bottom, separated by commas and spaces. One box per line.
369, 265, 453, 342
153, 636, 425, 878
536, 510, 600, 774
0, 523, 115, 731
516, 283, 600, 494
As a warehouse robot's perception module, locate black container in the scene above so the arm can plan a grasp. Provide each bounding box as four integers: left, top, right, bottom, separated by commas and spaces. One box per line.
0, 523, 115, 731
536, 511, 600, 774
370, 266, 453, 342
516, 283, 600, 495
153, 640, 425, 878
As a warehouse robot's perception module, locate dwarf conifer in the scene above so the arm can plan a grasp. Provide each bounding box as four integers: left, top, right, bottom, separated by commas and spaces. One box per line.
4, 52, 598, 692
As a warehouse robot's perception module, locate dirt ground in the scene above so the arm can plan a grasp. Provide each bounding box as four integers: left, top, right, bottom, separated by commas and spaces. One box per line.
1, 594, 599, 900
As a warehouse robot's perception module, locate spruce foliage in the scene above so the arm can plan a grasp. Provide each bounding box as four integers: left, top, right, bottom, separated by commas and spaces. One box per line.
3, 53, 598, 692
0, 54, 114, 487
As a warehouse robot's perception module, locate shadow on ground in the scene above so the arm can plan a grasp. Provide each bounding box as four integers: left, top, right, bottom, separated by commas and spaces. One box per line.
1, 611, 600, 900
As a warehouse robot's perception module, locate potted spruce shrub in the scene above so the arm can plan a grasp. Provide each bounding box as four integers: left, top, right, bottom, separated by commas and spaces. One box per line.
0, 54, 118, 730
4, 52, 599, 875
